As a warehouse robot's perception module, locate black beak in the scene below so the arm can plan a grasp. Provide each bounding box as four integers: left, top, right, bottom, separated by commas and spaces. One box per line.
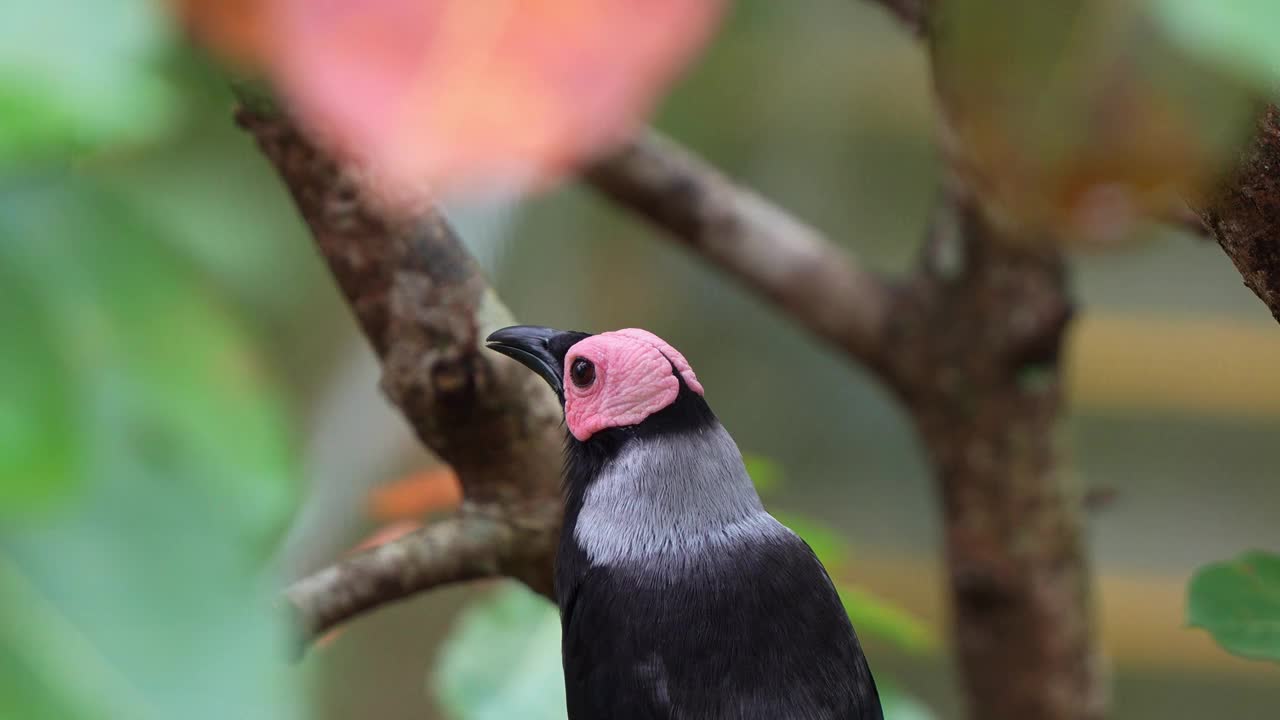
486, 325, 566, 397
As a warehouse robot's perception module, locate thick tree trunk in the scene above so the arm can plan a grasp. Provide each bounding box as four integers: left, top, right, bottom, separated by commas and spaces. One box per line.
912, 2, 1107, 708
890, 191, 1104, 720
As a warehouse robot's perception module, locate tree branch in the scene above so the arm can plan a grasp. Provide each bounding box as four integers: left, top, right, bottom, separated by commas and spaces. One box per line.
891, 184, 1102, 720
584, 130, 900, 384
236, 103, 565, 647
1193, 105, 1280, 324
866, 0, 931, 37
284, 503, 560, 645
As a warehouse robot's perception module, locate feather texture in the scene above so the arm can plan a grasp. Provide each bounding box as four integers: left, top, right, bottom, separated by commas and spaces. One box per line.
556, 384, 883, 719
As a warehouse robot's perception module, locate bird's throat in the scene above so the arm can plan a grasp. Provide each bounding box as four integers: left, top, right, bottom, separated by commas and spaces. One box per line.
564, 422, 772, 571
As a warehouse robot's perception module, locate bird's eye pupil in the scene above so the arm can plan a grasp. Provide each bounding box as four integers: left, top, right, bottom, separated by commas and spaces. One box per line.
570, 358, 596, 388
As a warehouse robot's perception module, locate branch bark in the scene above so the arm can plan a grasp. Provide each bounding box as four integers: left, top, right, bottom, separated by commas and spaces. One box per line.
236, 104, 565, 644
285, 505, 558, 644
893, 187, 1102, 720
1193, 105, 1280, 324
585, 130, 898, 383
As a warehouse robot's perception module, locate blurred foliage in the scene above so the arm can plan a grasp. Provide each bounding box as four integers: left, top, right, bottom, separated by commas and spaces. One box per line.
1150, 1, 1280, 92
0, 1, 302, 714
838, 586, 936, 654
0, 174, 301, 720
774, 512, 853, 571
0, 253, 77, 512
0, 0, 178, 164
96, 109, 323, 319
743, 454, 783, 495
433, 584, 568, 720
0, 178, 298, 537
933, 0, 1257, 246
1187, 551, 1280, 663
752, 456, 936, 654
880, 682, 940, 720
435, 583, 937, 720
174, 0, 726, 196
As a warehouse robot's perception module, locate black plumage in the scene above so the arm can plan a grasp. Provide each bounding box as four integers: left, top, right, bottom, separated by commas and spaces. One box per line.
488, 326, 883, 720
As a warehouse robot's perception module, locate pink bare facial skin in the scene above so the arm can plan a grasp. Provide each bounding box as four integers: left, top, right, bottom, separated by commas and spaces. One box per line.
563, 328, 704, 441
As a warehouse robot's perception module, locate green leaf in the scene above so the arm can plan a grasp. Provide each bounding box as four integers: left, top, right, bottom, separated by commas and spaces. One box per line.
88, 114, 323, 316
755, 511, 937, 654
743, 454, 783, 496
774, 512, 852, 570
434, 583, 568, 720
1187, 550, 1280, 663
0, 174, 300, 720
0, 553, 149, 720
880, 682, 937, 720
0, 263, 79, 513
1149, 0, 1280, 90
838, 585, 937, 654
0, 0, 177, 164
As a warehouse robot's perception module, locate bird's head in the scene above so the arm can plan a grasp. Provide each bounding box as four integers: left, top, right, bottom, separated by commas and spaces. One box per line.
486, 325, 707, 442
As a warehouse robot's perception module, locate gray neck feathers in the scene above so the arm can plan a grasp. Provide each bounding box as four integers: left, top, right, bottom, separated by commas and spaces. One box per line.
573, 422, 785, 569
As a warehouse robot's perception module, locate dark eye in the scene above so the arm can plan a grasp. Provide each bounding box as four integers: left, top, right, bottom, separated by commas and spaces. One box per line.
570, 357, 596, 388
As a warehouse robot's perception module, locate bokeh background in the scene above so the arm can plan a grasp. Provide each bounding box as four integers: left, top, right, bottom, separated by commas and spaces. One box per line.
2, 1, 1278, 719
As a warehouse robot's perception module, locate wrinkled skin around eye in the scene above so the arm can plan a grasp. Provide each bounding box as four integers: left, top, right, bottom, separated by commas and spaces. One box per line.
561, 330, 702, 441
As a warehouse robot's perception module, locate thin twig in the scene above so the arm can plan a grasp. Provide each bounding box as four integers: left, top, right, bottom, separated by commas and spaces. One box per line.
584, 130, 899, 383
285, 503, 560, 647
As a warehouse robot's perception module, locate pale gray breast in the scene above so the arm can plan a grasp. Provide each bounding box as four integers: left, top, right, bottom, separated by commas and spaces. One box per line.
573, 423, 791, 570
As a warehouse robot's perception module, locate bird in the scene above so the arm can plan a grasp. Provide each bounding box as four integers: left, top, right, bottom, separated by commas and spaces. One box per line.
486, 325, 883, 720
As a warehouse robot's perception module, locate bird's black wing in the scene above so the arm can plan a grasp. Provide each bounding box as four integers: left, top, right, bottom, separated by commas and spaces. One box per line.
560, 519, 883, 719
558, 528, 677, 719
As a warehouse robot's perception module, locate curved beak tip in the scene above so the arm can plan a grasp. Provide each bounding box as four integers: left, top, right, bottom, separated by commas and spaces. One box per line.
484, 325, 565, 396
485, 324, 558, 346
